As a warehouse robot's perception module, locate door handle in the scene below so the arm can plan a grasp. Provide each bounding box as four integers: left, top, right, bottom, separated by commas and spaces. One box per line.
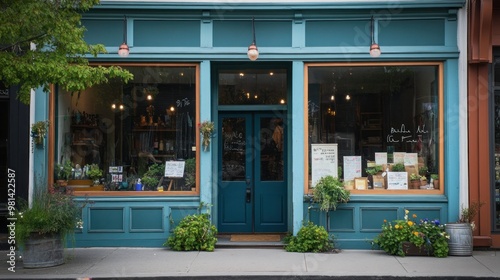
245, 177, 251, 203
246, 187, 251, 203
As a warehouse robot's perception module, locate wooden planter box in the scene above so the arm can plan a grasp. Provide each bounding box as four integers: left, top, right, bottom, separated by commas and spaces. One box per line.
402, 241, 433, 256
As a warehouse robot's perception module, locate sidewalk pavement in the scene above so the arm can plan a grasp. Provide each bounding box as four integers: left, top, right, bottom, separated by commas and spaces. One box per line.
0, 247, 499, 280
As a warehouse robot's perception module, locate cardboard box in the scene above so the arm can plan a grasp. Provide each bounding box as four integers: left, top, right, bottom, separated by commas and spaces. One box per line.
354, 177, 368, 190
372, 175, 385, 189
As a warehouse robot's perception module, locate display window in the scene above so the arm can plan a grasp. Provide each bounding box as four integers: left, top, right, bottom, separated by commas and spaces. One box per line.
305, 62, 444, 194
53, 64, 199, 195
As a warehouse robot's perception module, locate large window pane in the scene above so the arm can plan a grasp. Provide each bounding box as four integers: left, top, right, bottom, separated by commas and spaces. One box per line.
307, 64, 441, 192
56, 65, 197, 193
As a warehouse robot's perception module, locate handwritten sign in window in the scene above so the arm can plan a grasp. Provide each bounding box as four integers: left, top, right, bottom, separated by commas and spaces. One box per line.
344, 156, 362, 182
375, 153, 388, 165
311, 144, 338, 187
164, 161, 186, 178
393, 152, 406, 164
404, 153, 418, 166
386, 124, 429, 144
387, 171, 408, 190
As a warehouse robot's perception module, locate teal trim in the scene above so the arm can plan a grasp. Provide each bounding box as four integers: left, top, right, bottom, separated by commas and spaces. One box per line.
291, 61, 304, 235
97, 1, 465, 10
130, 207, 164, 232
134, 20, 200, 47
444, 59, 460, 222
306, 20, 370, 47
380, 19, 445, 46
213, 20, 292, 47
88, 207, 125, 232
200, 60, 212, 208
305, 202, 449, 249
74, 198, 200, 247
82, 19, 122, 46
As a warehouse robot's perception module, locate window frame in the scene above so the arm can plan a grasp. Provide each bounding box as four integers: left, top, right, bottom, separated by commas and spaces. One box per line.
304, 62, 445, 195
50, 63, 200, 196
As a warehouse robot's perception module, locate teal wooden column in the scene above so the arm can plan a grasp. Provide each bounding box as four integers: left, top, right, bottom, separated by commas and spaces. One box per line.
199, 60, 212, 210
33, 87, 49, 191
444, 59, 460, 222
291, 61, 304, 235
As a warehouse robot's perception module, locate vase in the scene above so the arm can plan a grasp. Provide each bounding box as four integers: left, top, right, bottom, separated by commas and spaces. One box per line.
22, 232, 64, 268
402, 241, 432, 256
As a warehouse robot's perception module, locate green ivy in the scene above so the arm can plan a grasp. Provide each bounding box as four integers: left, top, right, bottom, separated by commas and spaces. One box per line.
284, 221, 333, 253
165, 213, 218, 252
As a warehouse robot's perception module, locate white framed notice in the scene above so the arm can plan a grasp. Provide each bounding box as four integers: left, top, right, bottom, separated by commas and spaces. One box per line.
375, 153, 388, 165
344, 156, 362, 181
404, 153, 418, 166
311, 144, 338, 187
387, 171, 408, 190
164, 161, 186, 178
393, 152, 406, 164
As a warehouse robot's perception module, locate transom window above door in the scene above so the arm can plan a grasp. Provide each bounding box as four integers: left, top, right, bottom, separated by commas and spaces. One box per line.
218, 68, 287, 105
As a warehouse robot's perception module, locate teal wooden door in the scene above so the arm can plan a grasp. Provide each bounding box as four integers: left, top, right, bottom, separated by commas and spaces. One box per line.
218, 112, 287, 233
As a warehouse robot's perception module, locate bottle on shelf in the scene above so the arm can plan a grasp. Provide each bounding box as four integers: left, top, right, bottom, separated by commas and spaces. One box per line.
159, 139, 164, 154
153, 137, 159, 155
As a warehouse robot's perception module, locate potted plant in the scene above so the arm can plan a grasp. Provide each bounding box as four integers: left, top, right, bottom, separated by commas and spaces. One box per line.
198, 120, 215, 151
55, 160, 73, 188
366, 165, 383, 189
15, 188, 86, 268
446, 201, 484, 256
372, 209, 449, 257
31, 120, 49, 146
431, 174, 439, 189
312, 175, 350, 212
391, 162, 406, 172
86, 164, 103, 186
409, 173, 421, 189
141, 163, 165, 190
420, 175, 428, 188
419, 166, 428, 176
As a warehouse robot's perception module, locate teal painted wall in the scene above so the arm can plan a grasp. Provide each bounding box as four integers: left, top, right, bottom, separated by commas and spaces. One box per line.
74, 197, 200, 247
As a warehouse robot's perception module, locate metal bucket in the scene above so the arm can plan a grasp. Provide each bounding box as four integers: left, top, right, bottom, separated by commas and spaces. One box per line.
22, 233, 64, 268
445, 223, 473, 256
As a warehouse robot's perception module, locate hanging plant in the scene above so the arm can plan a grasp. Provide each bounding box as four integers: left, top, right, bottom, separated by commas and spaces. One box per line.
31, 120, 50, 146
198, 121, 215, 151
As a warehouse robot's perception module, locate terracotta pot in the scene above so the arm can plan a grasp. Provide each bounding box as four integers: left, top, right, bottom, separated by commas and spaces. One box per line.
410, 180, 420, 189
433, 179, 439, 189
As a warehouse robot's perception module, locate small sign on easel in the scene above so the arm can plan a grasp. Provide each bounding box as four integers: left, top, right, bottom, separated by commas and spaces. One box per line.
164, 161, 186, 190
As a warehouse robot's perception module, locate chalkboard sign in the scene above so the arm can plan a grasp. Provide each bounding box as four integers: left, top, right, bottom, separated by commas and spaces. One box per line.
164, 161, 186, 178
311, 144, 338, 187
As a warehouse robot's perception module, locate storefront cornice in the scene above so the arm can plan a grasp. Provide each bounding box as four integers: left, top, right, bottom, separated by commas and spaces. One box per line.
96, 0, 465, 10
73, 195, 201, 203
88, 46, 460, 61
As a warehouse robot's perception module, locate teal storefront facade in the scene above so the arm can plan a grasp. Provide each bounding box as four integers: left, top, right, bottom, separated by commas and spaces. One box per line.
32, 0, 466, 248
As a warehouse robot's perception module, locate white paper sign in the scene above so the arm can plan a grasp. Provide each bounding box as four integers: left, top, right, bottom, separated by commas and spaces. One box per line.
393, 152, 406, 164
311, 144, 338, 187
343, 156, 362, 182
404, 153, 418, 166
164, 161, 186, 178
375, 153, 388, 165
387, 172, 408, 190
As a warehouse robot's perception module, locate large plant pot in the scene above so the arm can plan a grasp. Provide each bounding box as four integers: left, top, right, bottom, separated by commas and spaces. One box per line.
445, 223, 473, 256
22, 232, 64, 268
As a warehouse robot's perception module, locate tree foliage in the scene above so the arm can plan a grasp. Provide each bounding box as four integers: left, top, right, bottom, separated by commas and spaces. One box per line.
0, 0, 133, 104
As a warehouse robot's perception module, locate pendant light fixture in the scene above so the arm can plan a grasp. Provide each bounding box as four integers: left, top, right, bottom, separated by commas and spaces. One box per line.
118, 16, 130, 57
247, 17, 259, 61
369, 16, 381, 58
